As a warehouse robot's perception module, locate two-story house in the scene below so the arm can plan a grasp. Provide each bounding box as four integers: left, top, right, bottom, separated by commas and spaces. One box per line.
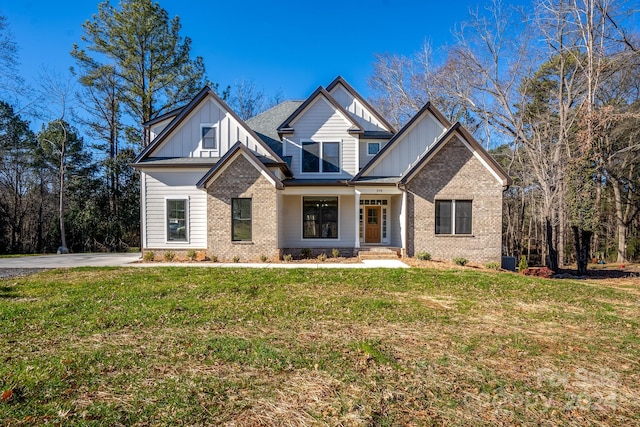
132, 76, 511, 262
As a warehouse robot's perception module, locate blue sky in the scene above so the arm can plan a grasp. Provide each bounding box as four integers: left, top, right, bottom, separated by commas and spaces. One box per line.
1, 0, 530, 103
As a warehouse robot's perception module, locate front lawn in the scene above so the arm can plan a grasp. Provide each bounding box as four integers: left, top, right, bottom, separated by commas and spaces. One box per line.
1, 268, 638, 425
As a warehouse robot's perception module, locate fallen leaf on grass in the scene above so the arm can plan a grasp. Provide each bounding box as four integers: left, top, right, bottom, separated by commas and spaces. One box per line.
1, 389, 14, 402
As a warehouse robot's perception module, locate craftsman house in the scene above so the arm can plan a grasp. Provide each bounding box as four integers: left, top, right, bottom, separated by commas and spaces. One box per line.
132, 76, 511, 262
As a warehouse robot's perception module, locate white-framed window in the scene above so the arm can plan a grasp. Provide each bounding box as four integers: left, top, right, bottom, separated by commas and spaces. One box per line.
435, 200, 472, 235
232, 198, 252, 241
166, 198, 188, 242
301, 140, 340, 173
200, 124, 218, 152
367, 142, 380, 156
302, 196, 339, 239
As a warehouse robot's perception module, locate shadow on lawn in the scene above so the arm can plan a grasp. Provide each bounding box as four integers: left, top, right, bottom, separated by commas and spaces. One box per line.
0, 285, 21, 299
556, 265, 640, 280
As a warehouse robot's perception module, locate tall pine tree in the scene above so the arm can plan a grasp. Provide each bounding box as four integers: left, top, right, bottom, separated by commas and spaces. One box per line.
71, 0, 206, 148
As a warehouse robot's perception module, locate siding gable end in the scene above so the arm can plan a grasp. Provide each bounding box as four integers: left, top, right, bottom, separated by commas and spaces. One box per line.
325, 76, 395, 133
134, 86, 282, 164
362, 110, 447, 177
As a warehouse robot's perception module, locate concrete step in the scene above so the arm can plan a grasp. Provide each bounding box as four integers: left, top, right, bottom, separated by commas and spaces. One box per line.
358, 247, 401, 260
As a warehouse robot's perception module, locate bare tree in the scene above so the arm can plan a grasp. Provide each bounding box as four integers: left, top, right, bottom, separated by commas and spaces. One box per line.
0, 14, 23, 97
229, 79, 266, 120
37, 68, 77, 253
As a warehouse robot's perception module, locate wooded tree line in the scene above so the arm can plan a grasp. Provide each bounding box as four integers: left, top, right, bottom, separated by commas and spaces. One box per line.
1, 0, 638, 271
368, 0, 640, 271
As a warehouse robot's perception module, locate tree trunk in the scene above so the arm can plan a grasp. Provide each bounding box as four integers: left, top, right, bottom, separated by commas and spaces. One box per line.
612, 181, 628, 263
572, 225, 592, 276
59, 162, 67, 250
546, 217, 558, 271
617, 223, 628, 263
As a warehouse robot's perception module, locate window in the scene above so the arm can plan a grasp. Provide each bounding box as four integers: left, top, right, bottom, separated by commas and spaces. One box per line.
303, 197, 338, 239
301, 140, 340, 173
232, 198, 252, 241
167, 199, 187, 242
201, 125, 217, 150
367, 142, 380, 155
435, 200, 472, 235
322, 142, 340, 172
302, 141, 320, 172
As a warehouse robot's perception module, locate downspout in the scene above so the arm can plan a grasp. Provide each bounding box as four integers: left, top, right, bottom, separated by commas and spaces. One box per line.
398, 183, 407, 258
354, 189, 361, 249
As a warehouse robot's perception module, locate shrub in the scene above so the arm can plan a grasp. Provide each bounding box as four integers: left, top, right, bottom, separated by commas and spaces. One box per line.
143, 251, 154, 262
416, 251, 431, 261
186, 249, 197, 261
301, 248, 311, 259
233, 255, 240, 263
518, 255, 529, 272
453, 257, 468, 266
164, 251, 175, 262
283, 253, 293, 262
331, 248, 340, 258
210, 255, 218, 263
259, 254, 268, 263
485, 261, 500, 270
317, 252, 327, 262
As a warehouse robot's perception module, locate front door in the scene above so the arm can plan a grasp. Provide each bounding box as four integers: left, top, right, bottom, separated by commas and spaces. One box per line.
365, 206, 381, 243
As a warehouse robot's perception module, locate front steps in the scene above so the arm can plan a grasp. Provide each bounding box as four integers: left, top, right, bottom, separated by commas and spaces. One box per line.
358, 247, 401, 260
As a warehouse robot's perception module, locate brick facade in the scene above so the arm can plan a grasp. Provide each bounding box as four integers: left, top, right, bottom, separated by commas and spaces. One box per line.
406, 136, 503, 263
206, 154, 280, 262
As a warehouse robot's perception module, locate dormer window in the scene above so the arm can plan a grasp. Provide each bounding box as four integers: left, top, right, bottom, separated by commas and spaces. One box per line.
201, 124, 218, 151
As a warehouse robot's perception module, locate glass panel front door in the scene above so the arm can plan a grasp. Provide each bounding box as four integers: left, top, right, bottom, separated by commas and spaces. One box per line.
365, 206, 381, 243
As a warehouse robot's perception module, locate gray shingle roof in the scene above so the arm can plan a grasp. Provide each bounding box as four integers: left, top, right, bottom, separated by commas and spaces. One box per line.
246, 101, 303, 156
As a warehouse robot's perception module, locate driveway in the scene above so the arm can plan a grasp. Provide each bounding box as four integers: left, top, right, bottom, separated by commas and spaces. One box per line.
0, 253, 142, 269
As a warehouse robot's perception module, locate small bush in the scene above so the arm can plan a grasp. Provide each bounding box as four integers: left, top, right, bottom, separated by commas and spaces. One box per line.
259, 254, 268, 263
416, 251, 431, 261
485, 261, 500, 270
301, 248, 311, 259
331, 248, 340, 258
143, 251, 154, 262
233, 255, 240, 263
283, 253, 293, 262
317, 253, 327, 262
453, 257, 468, 266
164, 251, 176, 262
186, 249, 197, 261
210, 255, 218, 263
518, 255, 529, 272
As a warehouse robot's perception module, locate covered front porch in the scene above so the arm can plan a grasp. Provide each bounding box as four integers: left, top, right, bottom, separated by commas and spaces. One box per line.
278, 183, 406, 255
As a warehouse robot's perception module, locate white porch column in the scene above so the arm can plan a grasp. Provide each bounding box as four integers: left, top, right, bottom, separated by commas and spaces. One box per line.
400, 190, 407, 254
354, 190, 361, 249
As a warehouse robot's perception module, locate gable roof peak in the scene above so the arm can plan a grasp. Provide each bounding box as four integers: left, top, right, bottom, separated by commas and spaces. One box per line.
133, 85, 284, 165
325, 76, 396, 133
276, 86, 364, 135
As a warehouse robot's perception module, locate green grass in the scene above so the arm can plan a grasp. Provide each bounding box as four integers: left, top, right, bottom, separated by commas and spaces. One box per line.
1, 268, 639, 425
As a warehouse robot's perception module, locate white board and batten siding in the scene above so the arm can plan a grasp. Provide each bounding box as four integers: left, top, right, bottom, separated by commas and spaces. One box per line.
150, 96, 272, 159
280, 194, 356, 248
366, 112, 447, 177
358, 140, 389, 171
282, 96, 358, 178
143, 170, 208, 249
150, 117, 174, 141
329, 84, 388, 132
